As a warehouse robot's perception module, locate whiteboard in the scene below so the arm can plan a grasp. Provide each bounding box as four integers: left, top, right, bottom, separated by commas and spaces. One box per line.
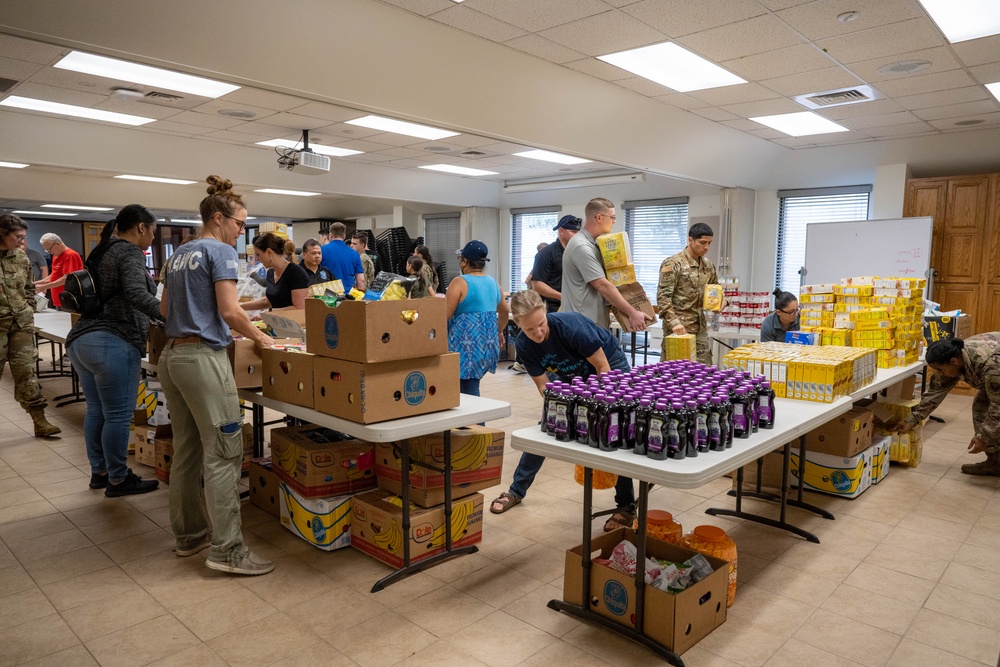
803, 217, 933, 288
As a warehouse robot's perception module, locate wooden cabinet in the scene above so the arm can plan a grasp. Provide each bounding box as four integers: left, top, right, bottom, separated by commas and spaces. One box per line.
904, 172, 999, 336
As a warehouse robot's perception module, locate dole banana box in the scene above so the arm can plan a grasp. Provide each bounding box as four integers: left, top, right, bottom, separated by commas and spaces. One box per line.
269, 425, 376, 498
278, 481, 352, 551
305, 297, 448, 363
262, 348, 316, 409
249, 458, 280, 518
597, 232, 631, 269
870, 436, 891, 484
790, 447, 873, 499
350, 489, 484, 569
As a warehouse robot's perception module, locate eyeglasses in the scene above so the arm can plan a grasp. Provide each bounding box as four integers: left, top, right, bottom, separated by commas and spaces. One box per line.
779, 307, 799, 315
12, 234, 27, 241
222, 214, 247, 231
599, 213, 617, 221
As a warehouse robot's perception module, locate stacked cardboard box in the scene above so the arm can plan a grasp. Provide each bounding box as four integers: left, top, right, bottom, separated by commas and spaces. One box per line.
837, 277, 925, 368
596, 232, 656, 333
873, 397, 925, 467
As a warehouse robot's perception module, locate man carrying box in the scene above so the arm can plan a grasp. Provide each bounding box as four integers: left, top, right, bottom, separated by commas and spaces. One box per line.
657, 223, 720, 365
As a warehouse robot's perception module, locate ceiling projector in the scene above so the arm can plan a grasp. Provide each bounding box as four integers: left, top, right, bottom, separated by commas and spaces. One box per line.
287, 149, 330, 175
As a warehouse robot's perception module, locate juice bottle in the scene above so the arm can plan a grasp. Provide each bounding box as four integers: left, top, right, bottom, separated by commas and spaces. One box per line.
622, 392, 638, 450
541, 382, 554, 433
574, 389, 593, 446
758, 381, 776, 429
718, 392, 733, 448
693, 398, 710, 453
553, 385, 575, 442
749, 378, 762, 434
667, 401, 687, 460
633, 397, 652, 456
708, 396, 725, 451
732, 387, 751, 439
598, 394, 622, 452
646, 400, 669, 461
589, 392, 606, 448
684, 400, 700, 457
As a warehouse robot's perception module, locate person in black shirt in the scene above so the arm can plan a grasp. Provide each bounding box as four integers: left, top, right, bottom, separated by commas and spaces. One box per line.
300, 238, 334, 286
531, 214, 581, 313
240, 232, 309, 310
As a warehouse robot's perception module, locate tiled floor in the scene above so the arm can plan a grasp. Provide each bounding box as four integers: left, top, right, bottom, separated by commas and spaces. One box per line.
2, 353, 1000, 667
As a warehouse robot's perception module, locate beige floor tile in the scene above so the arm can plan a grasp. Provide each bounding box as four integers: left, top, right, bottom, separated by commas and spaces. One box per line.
675, 646, 745, 666
885, 638, 987, 667
773, 541, 864, 582
78, 512, 161, 545
0, 613, 80, 666
34, 477, 93, 500
452, 561, 548, 609
0, 476, 29, 495
500, 541, 567, 584
7, 526, 93, 563
726, 583, 815, 638
62, 500, 147, 528
793, 609, 901, 667
0, 512, 74, 544
502, 583, 582, 638
864, 543, 950, 582
726, 523, 807, 560
285, 583, 387, 634
677, 616, 787, 667
741, 562, 840, 607
445, 610, 556, 667
894, 510, 974, 542
20, 466, 89, 490
327, 609, 437, 667
173, 586, 278, 641
905, 608, 1000, 664
23, 545, 115, 586
940, 561, 1000, 601
474, 526, 535, 561
761, 638, 864, 667
99, 526, 177, 563
121, 551, 246, 611
19, 644, 99, 666
819, 583, 920, 634
237, 556, 337, 610
46, 489, 110, 512
61, 588, 168, 642
267, 641, 358, 667
0, 499, 60, 526
924, 584, 1000, 632
422, 551, 495, 583
40, 565, 139, 611
146, 644, 229, 666
0, 564, 35, 597
0, 587, 56, 631
952, 542, 998, 570
396, 583, 496, 637
85, 615, 201, 667
842, 562, 936, 606
209, 612, 322, 664
514, 641, 609, 667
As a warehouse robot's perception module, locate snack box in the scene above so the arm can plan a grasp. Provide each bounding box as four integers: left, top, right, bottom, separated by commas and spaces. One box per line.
785, 331, 820, 345
800, 283, 836, 294
605, 264, 637, 287
597, 232, 631, 269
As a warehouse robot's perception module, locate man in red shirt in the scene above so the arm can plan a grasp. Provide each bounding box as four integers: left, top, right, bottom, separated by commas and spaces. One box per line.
35, 233, 83, 309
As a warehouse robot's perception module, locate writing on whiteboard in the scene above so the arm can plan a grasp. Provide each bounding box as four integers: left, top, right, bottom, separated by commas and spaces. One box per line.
896, 247, 922, 259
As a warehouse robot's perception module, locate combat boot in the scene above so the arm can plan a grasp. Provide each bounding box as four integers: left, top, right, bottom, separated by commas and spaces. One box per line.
961, 451, 1000, 476
29, 408, 61, 437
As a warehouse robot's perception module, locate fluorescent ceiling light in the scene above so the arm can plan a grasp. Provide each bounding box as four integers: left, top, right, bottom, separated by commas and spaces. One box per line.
54, 51, 239, 98
987, 82, 1000, 103
115, 174, 197, 185
0, 95, 155, 126
0, 161, 29, 169
13, 210, 77, 217
598, 42, 746, 92
345, 115, 459, 140
255, 139, 362, 157
749, 111, 849, 137
254, 188, 322, 197
419, 164, 498, 177
513, 149, 592, 165
504, 172, 645, 193
41, 204, 114, 211
169, 218, 202, 223
917, 0, 1000, 43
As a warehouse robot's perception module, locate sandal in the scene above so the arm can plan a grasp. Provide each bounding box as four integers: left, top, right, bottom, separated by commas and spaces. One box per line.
603, 504, 637, 532
490, 491, 522, 514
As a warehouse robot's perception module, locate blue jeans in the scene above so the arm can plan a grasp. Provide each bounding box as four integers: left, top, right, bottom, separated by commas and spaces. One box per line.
460, 377, 481, 396
67, 331, 141, 484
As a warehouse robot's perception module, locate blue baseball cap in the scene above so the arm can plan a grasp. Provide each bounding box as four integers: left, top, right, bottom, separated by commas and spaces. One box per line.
554, 215, 582, 231
456, 240, 490, 262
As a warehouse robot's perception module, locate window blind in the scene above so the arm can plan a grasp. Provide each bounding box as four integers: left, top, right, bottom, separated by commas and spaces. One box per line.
510, 207, 560, 292
774, 186, 871, 293
623, 198, 689, 299
424, 213, 461, 291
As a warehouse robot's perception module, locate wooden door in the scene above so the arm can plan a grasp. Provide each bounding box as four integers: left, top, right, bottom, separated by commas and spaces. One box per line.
904, 179, 947, 272
938, 176, 990, 283
82, 222, 105, 260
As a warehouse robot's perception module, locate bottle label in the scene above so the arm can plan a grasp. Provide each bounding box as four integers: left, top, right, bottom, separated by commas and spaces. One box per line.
696, 413, 708, 444
708, 413, 721, 444
627, 410, 636, 440
759, 403, 772, 421
733, 404, 747, 431
667, 418, 680, 448
546, 402, 557, 430
648, 418, 664, 452
554, 404, 569, 435
608, 413, 620, 442
575, 406, 589, 435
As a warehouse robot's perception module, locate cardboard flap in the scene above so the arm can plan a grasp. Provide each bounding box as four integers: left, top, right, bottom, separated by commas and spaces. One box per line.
263, 312, 307, 339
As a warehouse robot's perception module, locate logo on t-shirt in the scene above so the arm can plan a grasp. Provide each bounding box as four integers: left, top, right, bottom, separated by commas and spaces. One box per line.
324, 314, 339, 349
403, 372, 426, 405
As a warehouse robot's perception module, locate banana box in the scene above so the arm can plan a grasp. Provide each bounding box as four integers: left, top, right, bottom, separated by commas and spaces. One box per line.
597, 232, 631, 269
262, 348, 315, 409
146, 323, 168, 366
350, 489, 484, 569
790, 448, 873, 499
155, 437, 172, 484
269, 425, 376, 498
278, 481, 352, 551
374, 426, 504, 507
249, 458, 280, 518
870, 436, 891, 484
605, 264, 637, 287
133, 424, 171, 468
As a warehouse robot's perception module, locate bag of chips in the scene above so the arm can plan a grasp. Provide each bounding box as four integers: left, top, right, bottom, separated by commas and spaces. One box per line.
703, 284, 724, 311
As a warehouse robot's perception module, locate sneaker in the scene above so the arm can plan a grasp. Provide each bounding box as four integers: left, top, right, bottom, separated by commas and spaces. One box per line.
512, 362, 527, 374
206, 550, 274, 576
105, 471, 159, 498
176, 536, 213, 557
89, 473, 108, 489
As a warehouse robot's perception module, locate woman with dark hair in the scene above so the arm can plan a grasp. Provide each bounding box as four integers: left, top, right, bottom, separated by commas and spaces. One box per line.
0, 213, 60, 437
283, 239, 299, 265
300, 238, 334, 286
240, 232, 310, 311
414, 244, 439, 295
406, 255, 430, 299
66, 205, 162, 494
895, 334, 1000, 476
159, 175, 275, 575
760, 289, 800, 342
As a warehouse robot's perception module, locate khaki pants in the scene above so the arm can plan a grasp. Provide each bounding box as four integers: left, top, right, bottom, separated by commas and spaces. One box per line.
159, 343, 246, 559
0, 321, 46, 412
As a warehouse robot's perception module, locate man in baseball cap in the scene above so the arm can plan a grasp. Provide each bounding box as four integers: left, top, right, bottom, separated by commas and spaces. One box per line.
530, 214, 580, 313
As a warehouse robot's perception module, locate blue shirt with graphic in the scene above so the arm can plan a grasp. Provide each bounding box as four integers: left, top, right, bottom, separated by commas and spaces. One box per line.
162, 238, 239, 350
515, 312, 628, 381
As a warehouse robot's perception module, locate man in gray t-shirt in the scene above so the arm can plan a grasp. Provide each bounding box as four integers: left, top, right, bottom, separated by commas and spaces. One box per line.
19, 237, 48, 282
161, 238, 239, 350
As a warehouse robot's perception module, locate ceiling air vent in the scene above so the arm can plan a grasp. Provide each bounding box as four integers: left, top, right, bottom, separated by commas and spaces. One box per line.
145, 91, 183, 102
794, 85, 881, 110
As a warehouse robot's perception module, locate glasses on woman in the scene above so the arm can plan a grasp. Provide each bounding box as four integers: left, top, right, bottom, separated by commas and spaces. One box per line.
779, 307, 799, 315
222, 214, 247, 231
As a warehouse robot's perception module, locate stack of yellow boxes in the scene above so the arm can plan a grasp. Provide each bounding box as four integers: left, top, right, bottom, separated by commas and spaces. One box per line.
722, 342, 876, 403
874, 397, 925, 466
663, 334, 697, 361
598, 231, 635, 286
799, 284, 853, 345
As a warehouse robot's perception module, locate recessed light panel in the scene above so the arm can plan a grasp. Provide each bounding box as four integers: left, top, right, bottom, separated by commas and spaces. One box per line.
513, 150, 592, 165
0, 96, 155, 126
13, 210, 77, 216
54, 51, 239, 98
987, 82, 1000, 103
749, 112, 850, 137
253, 188, 322, 197
0, 161, 29, 169
41, 204, 114, 211
345, 115, 460, 140
917, 0, 1000, 43
418, 164, 498, 176
255, 139, 362, 157
115, 175, 197, 185
598, 42, 746, 92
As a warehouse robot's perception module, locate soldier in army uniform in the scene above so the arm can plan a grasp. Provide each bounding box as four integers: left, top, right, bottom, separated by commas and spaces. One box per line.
0, 214, 61, 437
895, 335, 1000, 476
656, 222, 719, 365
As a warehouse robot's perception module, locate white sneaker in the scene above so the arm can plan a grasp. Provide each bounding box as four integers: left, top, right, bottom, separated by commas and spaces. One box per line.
206, 549, 274, 576
512, 362, 527, 374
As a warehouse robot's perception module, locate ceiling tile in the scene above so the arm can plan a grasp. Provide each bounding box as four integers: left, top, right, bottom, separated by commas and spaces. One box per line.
951, 34, 1000, 68
758, 0, 813, 10
164, 110, 245, 129
359, 131, 433, 147
621, 0, 768, 38
721, 44, 835, 81
538, 10, 667, 57
846, 46, 963, 84
894, 86, 990, 110
685, 82, 783, 107
720, 118, 767, 132
614, 76, 674, 97
316, 122, 384, 140
144, 119, 218, 135
690, 107, 741, 122
677, 14, 805, 62
471, 0, 612, 33
284, 102, 365, 123
189, 99, 278, 121
440, 133, 504, 149
969, 63, 1000, 85
838, 110, 921, 128
817, 98, 905, 119
503, 34, 587, 64
805, 132, 872, 145
218, 88, 306, 112
0, 56, 45, 82
23, 165, 78, 174
11, 81, 109, 107
654, 93, 710, 110
93, 98, 182, 119
201, 129, 269, 144
912, 100, 1000, 121
373, 146, 429, 159
926, 112, 1000, 130
718, 97, 805, 117
816, 18, 947, 64
430, 6, 528, 43
250, 112, 331, 131
873, 69, 978, 97
476, 141, 534, 154
776, 0, 925, 41
562, 57, 634, 81
384, 157, 441, 168
376, 0, 455, 17
350, 152, 398, 164
747, 127, 789, 140
772, 136, 814, 148
0, 34, 66, 65
330, 138, 395, 152
758, 67, 865, 97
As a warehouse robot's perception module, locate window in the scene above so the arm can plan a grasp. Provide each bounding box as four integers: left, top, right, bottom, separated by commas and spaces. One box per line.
424, 213, 461, 291
510, 207, 560, 292
623, 197, 689, 299
774, 186, 871, 293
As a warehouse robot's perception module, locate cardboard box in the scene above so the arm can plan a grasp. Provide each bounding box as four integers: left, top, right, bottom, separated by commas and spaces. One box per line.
147, 323, 168, 366
262, 348, 315, 409
305, 298, 448, 363
786, 331, 820, 345
269, 425, 376, 498
605, 264, 637, 287
611, 282, 656, 333
375, 426, 504, 489
563, 528, 728, 654
870, 436, 891, 483
350, 489, 483, 569
804, 406, 874, 458
883, 375, 917, 400
313, 353, 460, 424
262, 311, 306, 340
376, 476, 498, 508
791, 448, 873, 499
733, 453, 786, 494
923, 314, 973, 345
278, 481, 352, 551
241, 422, 253, 473
155, 437, 173, 483
597, 232, 632, 269
249, 458, 280, 517
134, 424, 171, 467
228, 339, 263, 389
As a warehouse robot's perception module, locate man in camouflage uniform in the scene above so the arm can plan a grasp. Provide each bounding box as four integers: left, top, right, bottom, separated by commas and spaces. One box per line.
897, 333, 1000, 475
350, 233, 375, 290
0, 214, 60, 437
657, 222, 719, 365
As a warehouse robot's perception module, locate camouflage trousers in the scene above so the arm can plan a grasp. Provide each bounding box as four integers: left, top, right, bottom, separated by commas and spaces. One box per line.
0, 321, 47, 411
972, 390, 998, 454
661, 328, 712, 366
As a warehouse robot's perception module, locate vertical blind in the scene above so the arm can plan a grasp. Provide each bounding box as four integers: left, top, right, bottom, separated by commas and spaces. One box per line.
623, 198, 689, 299
423, 213, 461, 291
510, 207, 560, 292
774, 186, 871, 293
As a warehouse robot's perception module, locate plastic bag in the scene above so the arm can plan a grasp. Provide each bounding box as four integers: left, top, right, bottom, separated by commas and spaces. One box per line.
364, 271, 417, 301
703, 284, 724, 311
